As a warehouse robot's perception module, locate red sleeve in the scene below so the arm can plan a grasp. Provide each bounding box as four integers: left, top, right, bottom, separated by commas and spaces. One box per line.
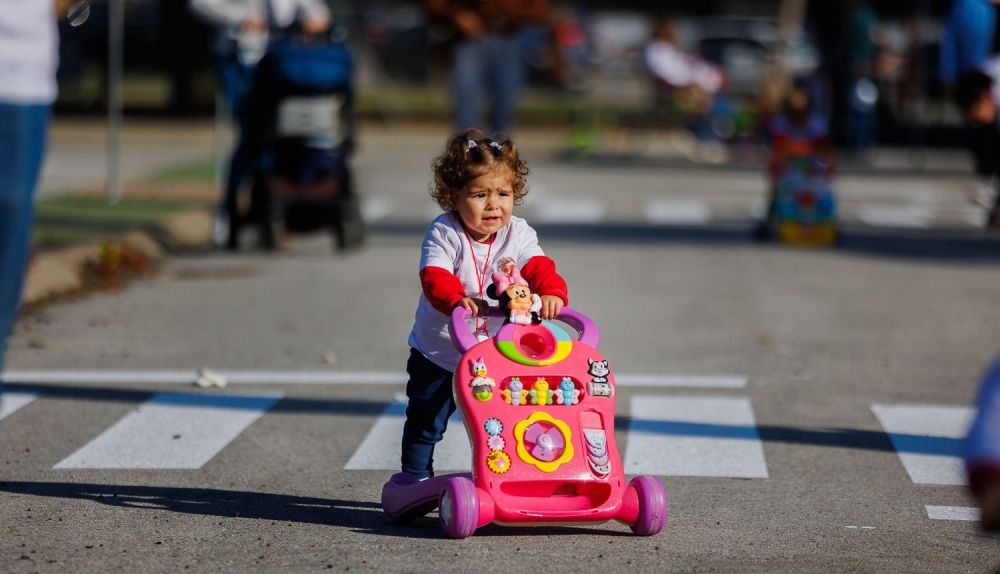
521, 255, 568, 305
420, 265, 467, 316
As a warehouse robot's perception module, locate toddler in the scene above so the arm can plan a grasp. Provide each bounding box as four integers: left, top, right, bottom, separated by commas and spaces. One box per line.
401, 127, 569, 479
755, 80, 835, 239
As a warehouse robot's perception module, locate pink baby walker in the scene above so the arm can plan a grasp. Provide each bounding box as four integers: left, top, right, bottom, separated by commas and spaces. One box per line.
381, 305, 667, 538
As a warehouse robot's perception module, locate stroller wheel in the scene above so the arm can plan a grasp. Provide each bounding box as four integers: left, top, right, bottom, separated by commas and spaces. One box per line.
438, 476, 479, 539
629, 475, 667, 536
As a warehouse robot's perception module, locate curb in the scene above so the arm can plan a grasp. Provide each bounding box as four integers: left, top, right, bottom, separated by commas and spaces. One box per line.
21, 208, 213, 307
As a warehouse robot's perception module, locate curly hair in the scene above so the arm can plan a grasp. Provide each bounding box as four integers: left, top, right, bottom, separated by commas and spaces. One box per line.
430, 128, 530, 211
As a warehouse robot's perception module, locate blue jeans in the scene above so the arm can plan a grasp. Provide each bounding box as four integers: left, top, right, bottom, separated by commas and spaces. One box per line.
401, 348, 457, 478
0, 103, 50, 372
452, 33, 525, 133
216, 55, 255, 218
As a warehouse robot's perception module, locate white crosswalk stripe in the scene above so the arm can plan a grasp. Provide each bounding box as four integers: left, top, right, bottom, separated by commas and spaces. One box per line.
925, 505, 980, 521
623, 395, 768, 478
530, 198, 605, 224
0, 392, 38, 421
857, 206, 932, 229
344, 399, 471, 471
644, 199, 711, 225
871, 404, 975, 485
54, 392, 282, 469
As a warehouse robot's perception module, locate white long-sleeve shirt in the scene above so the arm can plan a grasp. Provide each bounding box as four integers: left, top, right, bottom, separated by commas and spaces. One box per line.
0, 1, 58, 104
191, 0, 329, 28
190, 0, 329, 55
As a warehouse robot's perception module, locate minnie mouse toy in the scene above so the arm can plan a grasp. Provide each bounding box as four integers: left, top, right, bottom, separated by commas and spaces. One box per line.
486, 257, 542, 325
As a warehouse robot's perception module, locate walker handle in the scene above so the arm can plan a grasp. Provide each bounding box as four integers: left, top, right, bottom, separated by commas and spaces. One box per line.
448, 306, 600, 354
449, 306, 504, 355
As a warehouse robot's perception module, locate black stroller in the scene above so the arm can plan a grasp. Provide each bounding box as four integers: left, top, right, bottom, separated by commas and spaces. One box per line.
232, 33, 365, 251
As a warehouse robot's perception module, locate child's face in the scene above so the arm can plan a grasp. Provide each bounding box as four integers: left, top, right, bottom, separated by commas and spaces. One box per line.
456, 168, 514, 241
969, 92, 998, 125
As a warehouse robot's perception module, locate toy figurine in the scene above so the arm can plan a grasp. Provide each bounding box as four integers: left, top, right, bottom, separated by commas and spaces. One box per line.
486, 257, 541, 325
502, 377, 526, 406
555, 377, 580, 405
529, 378, 553, 405
469, 357, 495, 401
588, 358, 609, 383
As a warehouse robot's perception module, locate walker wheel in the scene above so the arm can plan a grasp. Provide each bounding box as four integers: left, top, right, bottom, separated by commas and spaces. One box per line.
629, 475, 667, 536
439, 476, 479, 539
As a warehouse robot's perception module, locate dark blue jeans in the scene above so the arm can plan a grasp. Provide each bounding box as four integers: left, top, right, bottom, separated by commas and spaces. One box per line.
401, 348, 457, 479
452, 33, 525, 133
0, 103, 50, 372
216, 55, 255, 219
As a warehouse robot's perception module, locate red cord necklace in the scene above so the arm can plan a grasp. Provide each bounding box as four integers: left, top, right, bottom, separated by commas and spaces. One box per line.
463, 228, 494, 339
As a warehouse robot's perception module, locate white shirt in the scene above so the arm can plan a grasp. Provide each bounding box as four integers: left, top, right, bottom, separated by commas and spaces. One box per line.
408, 213, 545, 372
190, 0, 329, 28
0, 2, 58, 104
190, 0, 329, 56
645, 40, 723, 94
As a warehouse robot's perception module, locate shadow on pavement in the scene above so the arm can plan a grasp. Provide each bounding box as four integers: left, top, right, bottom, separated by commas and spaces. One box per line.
372, 221, 1000, 265
0, 481, 632, 537
616, 416, 959, 457
0, 481, 429, 537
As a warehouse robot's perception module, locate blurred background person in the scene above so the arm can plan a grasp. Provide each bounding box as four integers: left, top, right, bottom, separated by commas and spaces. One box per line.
939, 0, 1000, 94
938, 0, 1000, 213
843, 0, 882, 156
755, 77, 834, 239
189, 0, 331, 248
423, 0, 551, 133
953, 69, 1000, 228
0, 0, 58, 393
644, 17, 725, 111
964, 354, 1000, 532
644, 15, 727, 161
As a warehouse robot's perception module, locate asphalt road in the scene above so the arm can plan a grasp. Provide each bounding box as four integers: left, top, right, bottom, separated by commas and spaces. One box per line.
3, 125, 1000, 572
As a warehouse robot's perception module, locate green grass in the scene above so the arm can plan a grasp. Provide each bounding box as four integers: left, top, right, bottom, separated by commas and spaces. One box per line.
33, 195, 210, 249
151, 161, 217, 183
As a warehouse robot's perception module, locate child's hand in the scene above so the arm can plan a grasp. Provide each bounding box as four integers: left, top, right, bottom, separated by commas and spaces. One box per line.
457, 297, 488, 317
538, 295, 563, 320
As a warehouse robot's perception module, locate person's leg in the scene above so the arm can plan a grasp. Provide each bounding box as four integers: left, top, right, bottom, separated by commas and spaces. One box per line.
487, 33, 526, 134
452, 39, 484, 130
215, 56, 254, 246
401, 349, 457, 479
988, 181, 1000, 229
0, 103, 50, 371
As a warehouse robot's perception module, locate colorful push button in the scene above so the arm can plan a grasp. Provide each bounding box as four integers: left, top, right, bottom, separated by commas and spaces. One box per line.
487, 436, 506, 451
495, 321, 573, 367
514, 411, 574, 472
484, 418, 503, 436
486, 451, 512, 474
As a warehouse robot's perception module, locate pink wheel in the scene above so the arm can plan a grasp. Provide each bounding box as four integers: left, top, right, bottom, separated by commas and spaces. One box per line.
439, 476, 479, 539
629, 475, 667, 536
